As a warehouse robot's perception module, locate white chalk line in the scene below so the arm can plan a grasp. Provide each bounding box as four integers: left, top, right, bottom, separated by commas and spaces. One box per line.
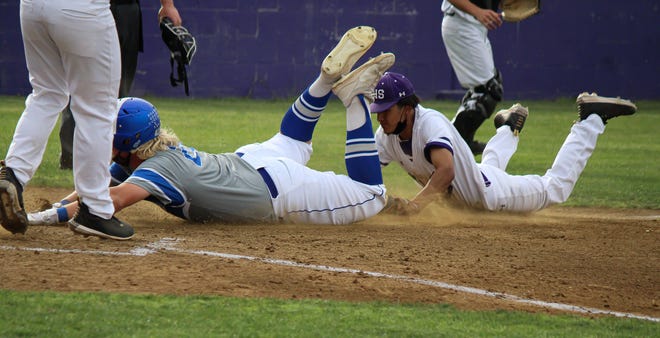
1, 238, 658, 323
579, 215, 660, 221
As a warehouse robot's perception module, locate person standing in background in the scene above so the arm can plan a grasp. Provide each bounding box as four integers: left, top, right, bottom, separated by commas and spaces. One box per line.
1, 0, 129, 238
58, 0, 182, 169
441, 0, 504, 155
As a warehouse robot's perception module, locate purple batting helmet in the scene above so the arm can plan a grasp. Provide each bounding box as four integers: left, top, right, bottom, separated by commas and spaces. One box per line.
369, 72, 415, 113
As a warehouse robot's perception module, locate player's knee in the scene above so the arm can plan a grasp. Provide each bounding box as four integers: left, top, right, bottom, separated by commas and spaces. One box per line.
458, 72, 503, 119
545, 180, 574, 205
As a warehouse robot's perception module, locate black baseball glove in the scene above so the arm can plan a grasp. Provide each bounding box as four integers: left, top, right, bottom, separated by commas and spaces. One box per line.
160, 17, 197, 95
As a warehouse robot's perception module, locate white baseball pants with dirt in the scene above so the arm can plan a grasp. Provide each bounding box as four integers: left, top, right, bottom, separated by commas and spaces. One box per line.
6, 0, 120, 218
441, 12, 497, 88
236, 133, 387, 225
478, 115, 604, 212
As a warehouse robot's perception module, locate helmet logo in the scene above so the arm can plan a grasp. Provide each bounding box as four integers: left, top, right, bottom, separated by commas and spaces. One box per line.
132, 132, 142, 149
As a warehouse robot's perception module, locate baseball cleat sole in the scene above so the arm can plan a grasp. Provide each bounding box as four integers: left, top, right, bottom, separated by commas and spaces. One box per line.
322, 26, 377, 80
68, 221, 134, 241
332, 52, 395, 106
494, 103, 529, 136
0, 181, 28, 234
576, 92, 636, 122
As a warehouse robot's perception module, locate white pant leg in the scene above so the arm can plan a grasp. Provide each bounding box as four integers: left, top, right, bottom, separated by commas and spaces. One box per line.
480, 116, 604, 212
10, 0, 120, 218
236, 132, 312, 166
480, 165, 547, 211
5, 1, 70, 185
541, 115, 604, 206
266, 158, 386, 225
441, 15, 495, 88
59, 1, 120, 218
237, 133, 386, 224
481, 126, 518, 170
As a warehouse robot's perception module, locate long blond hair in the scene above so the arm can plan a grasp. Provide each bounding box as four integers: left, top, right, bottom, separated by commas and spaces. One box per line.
133, 127, 180, 160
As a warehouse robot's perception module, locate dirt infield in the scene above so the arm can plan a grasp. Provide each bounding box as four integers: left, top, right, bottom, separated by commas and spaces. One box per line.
1, 187, 658, 320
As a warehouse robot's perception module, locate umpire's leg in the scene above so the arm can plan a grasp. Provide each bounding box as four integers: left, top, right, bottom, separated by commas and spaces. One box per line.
58, 102, 74, 169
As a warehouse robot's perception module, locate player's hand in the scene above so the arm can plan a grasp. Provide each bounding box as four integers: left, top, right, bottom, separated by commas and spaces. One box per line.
381, 196, 421, 216
158, 2, 182, 26
475, 9, 502, 30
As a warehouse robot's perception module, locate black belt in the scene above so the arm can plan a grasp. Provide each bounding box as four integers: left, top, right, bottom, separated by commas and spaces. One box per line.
236, 152, 279, 198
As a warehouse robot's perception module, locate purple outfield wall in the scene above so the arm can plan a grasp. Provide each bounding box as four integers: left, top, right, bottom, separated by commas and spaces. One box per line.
1, 1, 659, 100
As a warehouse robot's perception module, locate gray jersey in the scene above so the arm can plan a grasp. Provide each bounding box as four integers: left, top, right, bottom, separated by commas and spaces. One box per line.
110, 144, 276, 223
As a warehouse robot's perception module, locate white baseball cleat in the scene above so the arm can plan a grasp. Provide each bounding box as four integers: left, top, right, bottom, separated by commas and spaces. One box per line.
332, 52, 395, 107
322, 26, 377, 81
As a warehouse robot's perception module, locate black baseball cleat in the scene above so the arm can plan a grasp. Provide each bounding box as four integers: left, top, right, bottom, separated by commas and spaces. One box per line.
494, 103, 529, 136
68, 203, 134, 240
576, 92, 637, 124
0, 161, 28, 234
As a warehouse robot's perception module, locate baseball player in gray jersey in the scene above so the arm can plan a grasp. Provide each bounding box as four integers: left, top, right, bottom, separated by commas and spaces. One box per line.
28, 27, 395, 240
371, 72, 636, 215
1, 0, 124, 237
442, 0, 505, 155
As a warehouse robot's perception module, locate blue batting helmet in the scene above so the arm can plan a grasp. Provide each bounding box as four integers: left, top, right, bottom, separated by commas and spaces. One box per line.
114, 97, 161, 152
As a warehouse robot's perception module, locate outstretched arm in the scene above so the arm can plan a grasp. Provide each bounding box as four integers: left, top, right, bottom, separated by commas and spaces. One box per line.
109, 182, 151, 212
411, 147, 455, 209
28, 183, 151, 225
381, 147, 455, 216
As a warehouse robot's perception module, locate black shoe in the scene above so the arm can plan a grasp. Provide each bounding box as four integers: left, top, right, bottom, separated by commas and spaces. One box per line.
68, 203, 134, 240
59, 153, 73, 170
494, 103, 529, 136
468, 140, 486, 155
576, 92, 637, 124
0, 161, 28, 234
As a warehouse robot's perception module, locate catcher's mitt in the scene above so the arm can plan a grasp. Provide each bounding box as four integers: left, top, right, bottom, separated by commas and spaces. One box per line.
160, 17, 197, 95
501, 0, 541, 22
380, 196, 421, 216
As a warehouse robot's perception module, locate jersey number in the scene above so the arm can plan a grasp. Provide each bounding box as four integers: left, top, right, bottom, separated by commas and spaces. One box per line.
177, 145, 202, 166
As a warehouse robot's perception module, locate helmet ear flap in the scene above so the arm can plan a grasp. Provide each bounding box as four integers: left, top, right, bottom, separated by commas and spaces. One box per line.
113, 98, 161, 152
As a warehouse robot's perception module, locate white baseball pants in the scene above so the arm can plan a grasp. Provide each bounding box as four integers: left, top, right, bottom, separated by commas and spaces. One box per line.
6, 0, 120, 218
441, 14, 496, 88
236, 133, 387, 225
478, 115, 605, 212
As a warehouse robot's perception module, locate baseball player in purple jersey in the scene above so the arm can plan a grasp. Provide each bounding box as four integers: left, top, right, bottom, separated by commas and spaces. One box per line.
371, 72, 636, 215
27, 27, 394, 240
442, 0, 505, 155
1, 0, 123, 237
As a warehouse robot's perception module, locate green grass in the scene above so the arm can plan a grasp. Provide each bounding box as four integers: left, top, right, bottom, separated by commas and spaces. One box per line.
0, 290, 657, 337
1, 95, 659, 336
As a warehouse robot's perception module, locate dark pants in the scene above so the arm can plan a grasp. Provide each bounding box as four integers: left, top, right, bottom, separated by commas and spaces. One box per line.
59, 1, 142, 169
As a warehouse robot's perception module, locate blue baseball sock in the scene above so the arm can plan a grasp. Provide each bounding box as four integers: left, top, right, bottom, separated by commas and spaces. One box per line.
280, 88, 330, 142
345, 95, 383, 185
